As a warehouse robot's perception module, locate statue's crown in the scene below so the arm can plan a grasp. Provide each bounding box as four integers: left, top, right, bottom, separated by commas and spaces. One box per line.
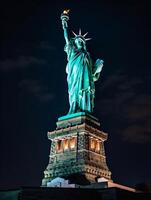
72, 29, 91, 42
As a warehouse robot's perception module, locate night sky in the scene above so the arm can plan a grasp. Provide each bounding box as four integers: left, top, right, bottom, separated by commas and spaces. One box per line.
1, 0, 151, 189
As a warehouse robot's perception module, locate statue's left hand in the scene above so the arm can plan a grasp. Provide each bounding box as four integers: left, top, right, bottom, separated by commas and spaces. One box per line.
93, 59, 104, 81
94, 59, 103, 73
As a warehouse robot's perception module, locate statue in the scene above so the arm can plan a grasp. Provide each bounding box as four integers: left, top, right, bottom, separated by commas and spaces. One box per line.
61, 10, 104, 114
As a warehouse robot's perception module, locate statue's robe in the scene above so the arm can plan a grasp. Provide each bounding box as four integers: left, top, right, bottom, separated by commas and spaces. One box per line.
65, 40, 103, 114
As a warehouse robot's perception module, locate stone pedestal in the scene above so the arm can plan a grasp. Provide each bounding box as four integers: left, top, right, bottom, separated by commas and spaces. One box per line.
42, 112, 111, 186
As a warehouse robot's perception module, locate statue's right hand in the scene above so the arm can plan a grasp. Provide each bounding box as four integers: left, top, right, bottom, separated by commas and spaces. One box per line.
62, 20, 68, 29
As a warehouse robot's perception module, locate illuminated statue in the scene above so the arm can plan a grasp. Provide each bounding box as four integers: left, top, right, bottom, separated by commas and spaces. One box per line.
61, 10, 104, 114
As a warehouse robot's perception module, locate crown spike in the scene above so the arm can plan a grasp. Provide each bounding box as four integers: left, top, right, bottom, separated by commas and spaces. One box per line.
83, 32, 88, 37
85, 38, 92, 41
72, 31, 77, 37
79, 28, 81, 35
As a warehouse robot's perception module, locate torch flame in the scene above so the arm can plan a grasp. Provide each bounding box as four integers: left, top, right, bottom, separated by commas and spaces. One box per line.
63, 9, 70, 14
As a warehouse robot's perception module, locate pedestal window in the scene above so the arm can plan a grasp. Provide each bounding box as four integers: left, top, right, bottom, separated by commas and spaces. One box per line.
89, 137, 101, 153
56, 137, 76, 153
56, 140, 63, 153
69, 137, 76, 150
63, 139, 69, 151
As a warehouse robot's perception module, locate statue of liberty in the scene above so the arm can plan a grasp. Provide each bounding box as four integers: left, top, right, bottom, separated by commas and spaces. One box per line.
61, 10, 104, 114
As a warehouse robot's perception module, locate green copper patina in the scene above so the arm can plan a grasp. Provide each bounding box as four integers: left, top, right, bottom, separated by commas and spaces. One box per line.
61, 10, 103, 114
58, 111, 98, 121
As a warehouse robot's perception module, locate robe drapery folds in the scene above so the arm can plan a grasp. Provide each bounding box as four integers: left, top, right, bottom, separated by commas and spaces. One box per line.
64, 40, 103, 114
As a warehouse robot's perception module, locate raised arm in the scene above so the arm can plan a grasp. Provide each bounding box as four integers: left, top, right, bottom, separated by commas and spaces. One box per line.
61, 10, 70, 45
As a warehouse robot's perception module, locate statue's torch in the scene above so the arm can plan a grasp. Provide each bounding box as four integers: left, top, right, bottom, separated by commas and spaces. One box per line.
61, 9, 70, 29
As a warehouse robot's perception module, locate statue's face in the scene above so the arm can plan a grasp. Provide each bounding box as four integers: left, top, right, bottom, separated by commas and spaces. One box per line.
75, 38, 84, 49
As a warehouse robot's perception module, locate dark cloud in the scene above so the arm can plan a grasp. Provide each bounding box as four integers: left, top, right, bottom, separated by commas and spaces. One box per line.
122, 120, 151, 144
97, 70, 151, 144
39, 41, 57, 51
0, 56, 46, 71
19, 79, 55, 102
